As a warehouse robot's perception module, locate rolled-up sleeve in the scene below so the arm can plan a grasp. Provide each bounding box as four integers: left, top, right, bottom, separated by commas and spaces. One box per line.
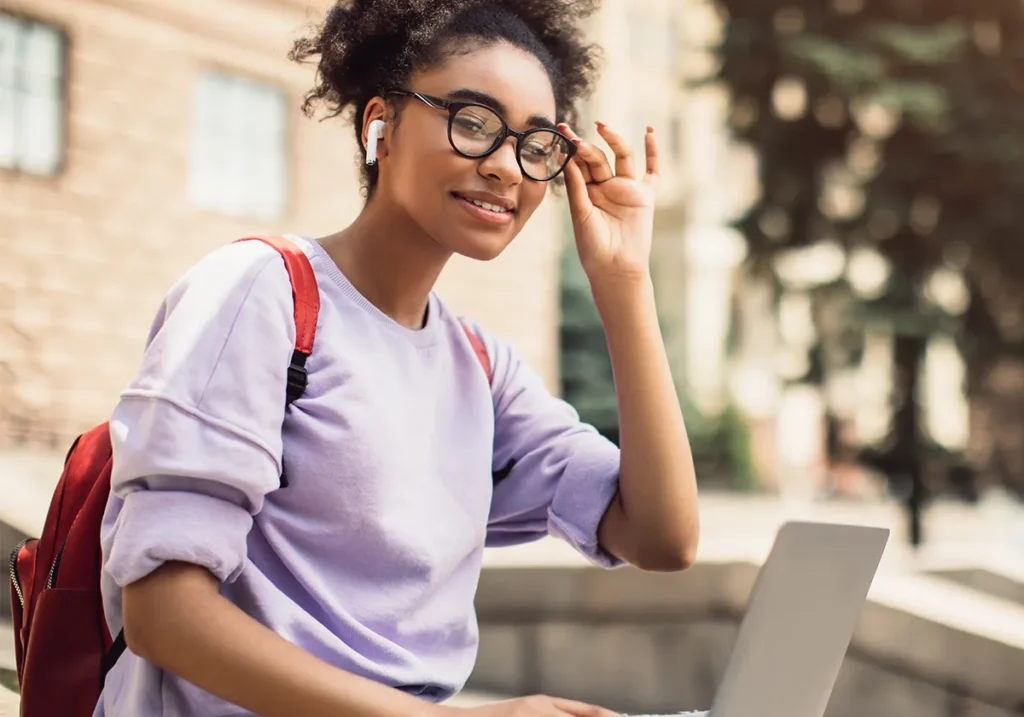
103, 241, 299, 587
474, 322, 624, 569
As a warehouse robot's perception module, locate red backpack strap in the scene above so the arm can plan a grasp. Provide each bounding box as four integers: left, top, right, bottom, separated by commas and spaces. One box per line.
234, 236, 320, 405
234, 236, 320, 491
460, 319, 492, 385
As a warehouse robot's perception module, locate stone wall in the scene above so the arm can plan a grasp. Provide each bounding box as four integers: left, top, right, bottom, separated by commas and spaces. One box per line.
5, 554, 1024, 716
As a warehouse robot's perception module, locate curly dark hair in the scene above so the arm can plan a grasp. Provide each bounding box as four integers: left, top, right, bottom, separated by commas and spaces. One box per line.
289, 0, 602, 194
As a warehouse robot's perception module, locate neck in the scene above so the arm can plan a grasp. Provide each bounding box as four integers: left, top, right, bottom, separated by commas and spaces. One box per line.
319, 191, 452, 330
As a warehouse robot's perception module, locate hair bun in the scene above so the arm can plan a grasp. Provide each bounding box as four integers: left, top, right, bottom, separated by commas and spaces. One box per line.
290, 0, 600, 193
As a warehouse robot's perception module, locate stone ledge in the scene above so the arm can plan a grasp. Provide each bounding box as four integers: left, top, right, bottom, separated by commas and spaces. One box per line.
470, 557, 1024, 716
918, 552, 1024, 607
861, 571, 1024, 704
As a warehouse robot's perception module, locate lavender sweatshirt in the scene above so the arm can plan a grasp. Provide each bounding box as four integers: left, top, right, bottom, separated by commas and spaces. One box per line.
93, 236, 623, 717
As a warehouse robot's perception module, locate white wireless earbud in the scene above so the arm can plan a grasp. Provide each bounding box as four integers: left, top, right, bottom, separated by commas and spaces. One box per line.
365, 119, 386, 165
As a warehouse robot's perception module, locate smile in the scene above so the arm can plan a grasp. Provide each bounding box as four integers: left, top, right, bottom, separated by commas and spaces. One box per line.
452, 193, 513, 214
451, 193, 516, 225
469, 199, 510, 213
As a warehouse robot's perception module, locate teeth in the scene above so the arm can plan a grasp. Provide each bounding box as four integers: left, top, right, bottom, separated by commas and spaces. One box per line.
469, 198, 510, 213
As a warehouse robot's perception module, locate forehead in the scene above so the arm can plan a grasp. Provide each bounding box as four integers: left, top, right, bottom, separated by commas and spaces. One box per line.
413, 41, 558, 123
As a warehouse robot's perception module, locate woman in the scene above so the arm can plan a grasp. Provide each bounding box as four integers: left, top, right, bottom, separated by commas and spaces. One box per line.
95, 1, 700, 716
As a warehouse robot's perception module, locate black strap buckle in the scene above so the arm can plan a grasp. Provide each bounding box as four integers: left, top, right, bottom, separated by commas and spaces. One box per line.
286, 349, 309, 406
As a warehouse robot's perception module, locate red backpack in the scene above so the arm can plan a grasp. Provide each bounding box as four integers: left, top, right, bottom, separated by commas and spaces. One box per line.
7, 235, 492, 716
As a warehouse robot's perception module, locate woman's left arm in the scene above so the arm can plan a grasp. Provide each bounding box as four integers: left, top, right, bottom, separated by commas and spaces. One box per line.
559, 120, 699, 572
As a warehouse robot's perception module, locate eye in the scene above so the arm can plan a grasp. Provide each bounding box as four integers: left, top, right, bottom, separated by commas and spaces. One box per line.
452, 106, 503, 138
521, 140, 553, 159
453, 114, 486, 134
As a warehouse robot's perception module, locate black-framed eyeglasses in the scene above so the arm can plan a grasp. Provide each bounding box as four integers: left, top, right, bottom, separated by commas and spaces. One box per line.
388, 89, 576, 182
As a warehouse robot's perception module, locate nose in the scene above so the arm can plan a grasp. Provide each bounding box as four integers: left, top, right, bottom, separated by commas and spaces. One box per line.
477, 135, 522, 185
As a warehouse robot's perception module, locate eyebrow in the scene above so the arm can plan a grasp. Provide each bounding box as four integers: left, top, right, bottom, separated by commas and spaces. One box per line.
444, 88, 557, 130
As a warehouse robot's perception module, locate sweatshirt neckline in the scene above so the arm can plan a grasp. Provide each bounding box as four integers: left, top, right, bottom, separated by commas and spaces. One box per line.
293, 235, 442, 349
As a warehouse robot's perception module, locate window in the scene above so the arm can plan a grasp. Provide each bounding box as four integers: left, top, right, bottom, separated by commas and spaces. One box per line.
188, 71, 288, 220
0, 13, 65, 176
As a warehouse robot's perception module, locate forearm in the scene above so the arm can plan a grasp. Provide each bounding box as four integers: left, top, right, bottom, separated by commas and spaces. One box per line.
592, 276, 699, 570
123, 562, 440, 717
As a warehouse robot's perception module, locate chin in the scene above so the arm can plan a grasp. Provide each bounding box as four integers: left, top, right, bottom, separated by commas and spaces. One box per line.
448, 231, 517, 261
437, 191, 528, 261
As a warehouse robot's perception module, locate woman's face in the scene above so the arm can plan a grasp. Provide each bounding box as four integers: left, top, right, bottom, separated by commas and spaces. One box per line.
379, 42, 559, 261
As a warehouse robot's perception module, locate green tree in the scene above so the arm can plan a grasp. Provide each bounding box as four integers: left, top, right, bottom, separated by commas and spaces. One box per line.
710, 0, 1024, 543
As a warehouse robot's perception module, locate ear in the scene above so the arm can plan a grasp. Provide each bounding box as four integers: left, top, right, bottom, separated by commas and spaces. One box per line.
361, 97, 390, 159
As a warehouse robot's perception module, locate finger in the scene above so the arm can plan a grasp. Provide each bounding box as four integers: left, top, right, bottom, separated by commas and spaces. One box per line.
595, 121, 635, 179
643, 125, 660, 184
574, 139, 615, 183
571, 152, 595, 184
562, 156, 593, 224
560, 123, 613, 183
551, 697, 622, 717
559, 124, 594, 183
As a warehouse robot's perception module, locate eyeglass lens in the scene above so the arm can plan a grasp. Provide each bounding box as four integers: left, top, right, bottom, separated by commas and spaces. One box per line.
450, 104, 572, 181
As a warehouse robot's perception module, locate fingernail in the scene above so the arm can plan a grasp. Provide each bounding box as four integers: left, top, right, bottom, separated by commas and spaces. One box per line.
647, 126, 655, 133
595, 121, 606, 128
570, 138, 583, 145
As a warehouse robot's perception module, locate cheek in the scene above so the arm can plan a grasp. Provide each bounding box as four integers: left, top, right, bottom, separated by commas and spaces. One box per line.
397, 130, 466, 184
391, 137, 459, 207
517, 182, 549, 223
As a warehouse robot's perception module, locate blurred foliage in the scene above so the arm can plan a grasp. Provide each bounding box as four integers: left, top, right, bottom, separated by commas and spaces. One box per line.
560, 235, 757, 488
559, 231, 619, 441
708, 0, 1024, 528
681, 396, 759, 492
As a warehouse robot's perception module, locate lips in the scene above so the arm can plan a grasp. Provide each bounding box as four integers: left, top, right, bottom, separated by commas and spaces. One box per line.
452, 192, 515, 215
451, 192, 516, 226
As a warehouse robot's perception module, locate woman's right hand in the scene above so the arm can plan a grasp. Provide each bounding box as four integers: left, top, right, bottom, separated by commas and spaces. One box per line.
446, 695, 622, 717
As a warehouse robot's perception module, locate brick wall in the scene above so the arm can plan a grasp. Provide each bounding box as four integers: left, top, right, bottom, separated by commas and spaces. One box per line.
0, 0, 565, 448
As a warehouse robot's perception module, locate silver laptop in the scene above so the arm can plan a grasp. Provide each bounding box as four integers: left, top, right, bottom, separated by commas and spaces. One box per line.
704, 520, 889, 717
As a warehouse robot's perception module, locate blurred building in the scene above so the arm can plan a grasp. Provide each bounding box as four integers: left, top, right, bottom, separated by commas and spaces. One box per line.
582, 0, 692, 388
586, 0, 781, 486
0, 0, 565, 451
574, 0, 703, 450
